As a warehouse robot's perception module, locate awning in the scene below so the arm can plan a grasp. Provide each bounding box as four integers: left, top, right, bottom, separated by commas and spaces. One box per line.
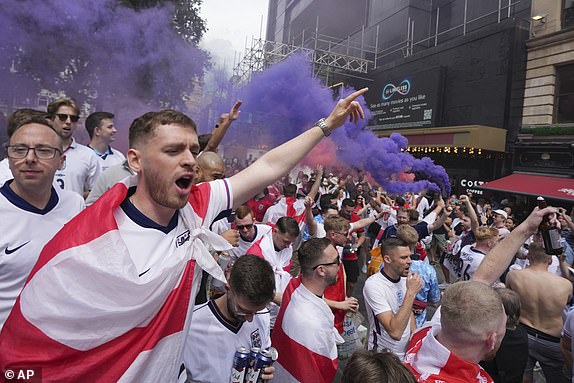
373, 125, 507, 152
478, 173, 574, 201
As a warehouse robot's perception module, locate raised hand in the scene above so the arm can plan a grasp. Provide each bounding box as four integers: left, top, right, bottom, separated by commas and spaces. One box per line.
324, 88, 368, 132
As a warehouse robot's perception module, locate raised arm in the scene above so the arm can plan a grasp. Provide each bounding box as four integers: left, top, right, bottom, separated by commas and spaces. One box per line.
229, 88, 368, 207
460, 194, 479, 233
351, 210, 386, 231
473, 206, 556, 285
203, 101, 242, 153
304, 196, 318, 237
427, 200, 448, 232
307, 166, 324, 201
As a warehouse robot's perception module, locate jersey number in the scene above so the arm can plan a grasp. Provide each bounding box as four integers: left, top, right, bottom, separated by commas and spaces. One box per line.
56, 178, 64, 189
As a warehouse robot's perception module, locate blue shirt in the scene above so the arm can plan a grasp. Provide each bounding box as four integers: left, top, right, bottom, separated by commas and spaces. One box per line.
302, 214, 324, 241
409, 260, 440, 328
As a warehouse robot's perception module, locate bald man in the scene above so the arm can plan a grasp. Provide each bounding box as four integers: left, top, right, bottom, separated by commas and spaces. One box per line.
195, 151, 225, 183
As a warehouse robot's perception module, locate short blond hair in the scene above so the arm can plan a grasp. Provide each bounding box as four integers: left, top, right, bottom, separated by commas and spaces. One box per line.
475, 226, 499, 242
441, 281, 504, 342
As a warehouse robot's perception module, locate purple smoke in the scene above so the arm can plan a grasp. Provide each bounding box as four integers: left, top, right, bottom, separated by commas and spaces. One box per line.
222, 54, 450, 195
0, 0, 209, 149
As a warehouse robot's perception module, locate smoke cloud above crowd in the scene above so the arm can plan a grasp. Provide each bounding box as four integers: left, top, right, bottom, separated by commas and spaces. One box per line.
0, 1, 449, 195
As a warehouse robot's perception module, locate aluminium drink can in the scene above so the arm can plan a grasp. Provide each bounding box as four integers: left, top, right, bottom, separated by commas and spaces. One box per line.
245, 347, 278, 383
230, 346, 250, 383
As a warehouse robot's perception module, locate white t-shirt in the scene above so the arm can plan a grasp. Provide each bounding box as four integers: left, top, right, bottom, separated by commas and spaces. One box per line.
183, 299, 271, 383
114, 179, 232, 276
229, 224, 272, 258
458, 245, 486, 281
0, 182, 85, 330
55, 138, 102, 195
0, 158, 11, 187
90, 145, 126, 173
247, 231, 293, 328
363, 271, 412, 359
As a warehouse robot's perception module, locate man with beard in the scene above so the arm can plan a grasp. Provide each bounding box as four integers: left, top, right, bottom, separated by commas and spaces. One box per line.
272, 238, 344, 383
0, 88, 368, 381
363, 238, 422, 360
85, 112, 126, 172
183, 255, 275, 383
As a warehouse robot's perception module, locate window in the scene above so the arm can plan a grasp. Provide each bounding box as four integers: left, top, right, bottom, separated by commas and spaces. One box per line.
556, 64, 574, 123
565, 0, 574, 29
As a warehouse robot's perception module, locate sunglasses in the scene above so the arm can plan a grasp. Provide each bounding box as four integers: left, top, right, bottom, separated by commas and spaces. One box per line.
312, 257, 341, 270
55, 113, 79, 123
236, 224, 254, 230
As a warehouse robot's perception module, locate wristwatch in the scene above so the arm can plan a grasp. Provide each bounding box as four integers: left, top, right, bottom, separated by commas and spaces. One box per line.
314, 118, 331, 137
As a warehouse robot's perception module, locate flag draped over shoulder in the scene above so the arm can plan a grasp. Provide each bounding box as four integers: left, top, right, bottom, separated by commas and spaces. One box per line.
263, 197, 306, 226
0, 176, 230, 382
271, 277, 343, 383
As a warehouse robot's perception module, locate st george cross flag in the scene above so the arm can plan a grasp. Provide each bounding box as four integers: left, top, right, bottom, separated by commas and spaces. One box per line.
263, 197, 306, 227
0, 176, 231, 382
271, 277, 343, 383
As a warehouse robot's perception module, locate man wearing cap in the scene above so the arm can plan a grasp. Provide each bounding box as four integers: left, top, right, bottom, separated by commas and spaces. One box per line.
492, 209, 511, 238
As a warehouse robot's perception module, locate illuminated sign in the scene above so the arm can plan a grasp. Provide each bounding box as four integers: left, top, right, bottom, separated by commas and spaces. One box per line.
367, 67, 444, 130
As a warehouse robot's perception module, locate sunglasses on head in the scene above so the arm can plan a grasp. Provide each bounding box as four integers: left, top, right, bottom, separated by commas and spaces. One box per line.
55, 113, 79, 123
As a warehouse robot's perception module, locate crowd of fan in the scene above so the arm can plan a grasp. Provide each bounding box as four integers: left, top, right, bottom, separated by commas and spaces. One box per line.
1, 93, 574, 383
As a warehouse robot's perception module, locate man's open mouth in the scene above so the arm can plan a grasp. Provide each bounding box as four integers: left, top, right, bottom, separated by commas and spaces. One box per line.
175, 176, 192, 189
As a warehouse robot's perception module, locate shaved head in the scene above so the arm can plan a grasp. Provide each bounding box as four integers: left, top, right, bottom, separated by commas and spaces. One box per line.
195, 151, 225, 183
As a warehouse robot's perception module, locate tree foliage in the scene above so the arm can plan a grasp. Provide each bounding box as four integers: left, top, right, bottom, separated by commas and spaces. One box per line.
121, 0, 207, 44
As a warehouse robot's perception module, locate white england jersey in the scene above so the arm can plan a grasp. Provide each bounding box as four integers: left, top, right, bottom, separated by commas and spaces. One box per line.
0, 158, 11, 187
229, 224, 272, 258
458, 245, 486, 281
55, 138, 102, 195
183, 299, 270, 383
0, 182, 85, 330
363, 271, 412, 359
114, 179, 232, 276
91, 145, 126, 173
247, 230, 293, 328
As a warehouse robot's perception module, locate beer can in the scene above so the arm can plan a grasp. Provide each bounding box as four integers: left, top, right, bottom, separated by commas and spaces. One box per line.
248, 347, 260, 370
230, 346, 250, 383
245, 347, 278, 383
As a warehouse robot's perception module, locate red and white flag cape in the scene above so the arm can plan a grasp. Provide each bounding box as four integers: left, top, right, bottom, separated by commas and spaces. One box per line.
263, 197, 306, 227
0, 176, 230, 382
271, 277, 343, 383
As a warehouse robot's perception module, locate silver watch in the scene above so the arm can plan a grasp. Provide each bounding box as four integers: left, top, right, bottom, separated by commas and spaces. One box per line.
314, 118, 331, 137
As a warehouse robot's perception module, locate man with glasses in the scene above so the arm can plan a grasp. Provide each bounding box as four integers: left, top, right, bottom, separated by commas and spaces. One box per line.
183, 254, 275, 383
272, 238, 343, 383
47, 98, 101, 197
229, 205, 273, 258
0, 110, 84, 330
363, 237, 422, 360
85, 111, 125, 172
0, 89, 367, 380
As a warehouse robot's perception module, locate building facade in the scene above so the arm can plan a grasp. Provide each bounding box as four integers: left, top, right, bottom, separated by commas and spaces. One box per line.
514, 0, 574, 178
266, 0, 533, 196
